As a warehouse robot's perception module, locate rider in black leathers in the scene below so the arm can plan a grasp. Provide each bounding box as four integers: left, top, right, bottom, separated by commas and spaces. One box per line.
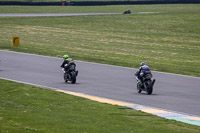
136, 62, 152, 84
60, 55, 76, 74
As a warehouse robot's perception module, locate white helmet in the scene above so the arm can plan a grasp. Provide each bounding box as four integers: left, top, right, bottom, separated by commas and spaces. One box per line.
140, 62, 146, 66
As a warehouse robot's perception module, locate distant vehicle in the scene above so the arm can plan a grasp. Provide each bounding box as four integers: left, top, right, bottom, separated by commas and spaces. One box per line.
135, 71, 155, 95
123, 9, 131, 14
61, 64, 78, 84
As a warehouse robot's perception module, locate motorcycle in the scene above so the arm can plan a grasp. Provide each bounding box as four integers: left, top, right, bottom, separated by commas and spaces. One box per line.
62, 64, 78, 84
123, 9, 131, 14
135, 71, 155, 95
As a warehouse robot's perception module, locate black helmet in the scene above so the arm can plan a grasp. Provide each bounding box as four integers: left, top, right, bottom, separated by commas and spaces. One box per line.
140, 62, 146, 66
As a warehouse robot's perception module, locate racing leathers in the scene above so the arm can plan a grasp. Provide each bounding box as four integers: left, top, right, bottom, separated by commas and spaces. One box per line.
137, 65, 152, 83
60, 58, 76, 73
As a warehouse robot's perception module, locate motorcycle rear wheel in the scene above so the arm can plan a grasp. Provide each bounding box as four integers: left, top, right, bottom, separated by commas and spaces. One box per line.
146, 81, 153, 95
71, 71, 76, 84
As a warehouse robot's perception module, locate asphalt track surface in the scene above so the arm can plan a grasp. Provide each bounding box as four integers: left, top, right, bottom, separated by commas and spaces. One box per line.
0, 50, 200, 117
0, 13, 121, 17
0, 12, 160, 17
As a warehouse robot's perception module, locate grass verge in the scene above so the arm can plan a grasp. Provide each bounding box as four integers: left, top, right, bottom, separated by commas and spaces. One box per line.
0, 78, 200, 132
0, 5, 200, 77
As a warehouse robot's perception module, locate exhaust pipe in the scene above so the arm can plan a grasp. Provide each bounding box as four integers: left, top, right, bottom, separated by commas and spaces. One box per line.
152, 79, 156, 86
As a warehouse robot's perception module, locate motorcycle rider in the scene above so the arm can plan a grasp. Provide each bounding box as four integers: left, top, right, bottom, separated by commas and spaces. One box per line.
61, 55, 77, 75
136, 62, 152, 85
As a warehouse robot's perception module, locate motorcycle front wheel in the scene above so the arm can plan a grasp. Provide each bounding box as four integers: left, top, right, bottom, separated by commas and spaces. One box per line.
137, 83, 142, 93
64, 73, 68, 83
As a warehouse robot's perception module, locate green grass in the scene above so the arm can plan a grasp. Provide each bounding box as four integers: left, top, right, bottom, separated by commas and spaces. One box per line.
0, 5, 200, 77
0, 78, 200, 132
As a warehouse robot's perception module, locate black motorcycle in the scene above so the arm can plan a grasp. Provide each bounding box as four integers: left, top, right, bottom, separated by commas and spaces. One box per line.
62, 65, 78, 84
135, 71, 155, 95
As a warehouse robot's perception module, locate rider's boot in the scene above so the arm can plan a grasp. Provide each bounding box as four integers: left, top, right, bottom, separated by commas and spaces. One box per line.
138, 80, 142, 86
